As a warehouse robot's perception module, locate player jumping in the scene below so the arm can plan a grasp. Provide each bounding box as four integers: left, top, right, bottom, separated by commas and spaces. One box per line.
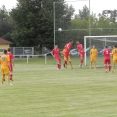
63, 40, 73, 69
76, 41, 84, 68
61, 48, 73, 69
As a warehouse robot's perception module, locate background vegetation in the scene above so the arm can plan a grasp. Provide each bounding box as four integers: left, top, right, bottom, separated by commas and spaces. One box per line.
0, 0, 117, 52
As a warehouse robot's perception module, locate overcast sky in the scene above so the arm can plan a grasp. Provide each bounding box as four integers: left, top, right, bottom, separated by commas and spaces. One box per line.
0, 0, 117, 15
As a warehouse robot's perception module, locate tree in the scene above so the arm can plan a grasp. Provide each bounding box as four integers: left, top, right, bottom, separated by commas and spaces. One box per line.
10, 0, 74, 52
55, 3, 75, 48
78, 5, 89, 20
0, 5, 14, 44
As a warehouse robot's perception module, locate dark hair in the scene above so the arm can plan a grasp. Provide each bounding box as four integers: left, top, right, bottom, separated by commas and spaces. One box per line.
114, 45, 117, 48
69, 40, 73, 42
105, 46, 108, 48
8, 48, 11, 52
4, 49, 7, 54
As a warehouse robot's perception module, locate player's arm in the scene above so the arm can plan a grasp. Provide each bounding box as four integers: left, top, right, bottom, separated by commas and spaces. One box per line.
51, 50, 55, 58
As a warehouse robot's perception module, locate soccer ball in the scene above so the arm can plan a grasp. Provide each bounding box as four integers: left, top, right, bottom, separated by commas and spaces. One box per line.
58, 28, 62, 32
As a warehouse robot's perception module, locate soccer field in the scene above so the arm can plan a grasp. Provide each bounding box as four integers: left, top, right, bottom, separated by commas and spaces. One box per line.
1, 57, 117, 117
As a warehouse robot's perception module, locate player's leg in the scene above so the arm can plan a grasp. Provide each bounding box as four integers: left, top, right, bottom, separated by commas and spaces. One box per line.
111, 59, 116, 72
68, 56, 73, 69
1, 74, 5, 85
63, 53, 68, 69
63, 56, 66, 68
104, 59, 108, 72
79, 56, 84, 68
4, 67, 12, 85
90, 57, 93, 69
1, 68, 5, 84
9, 63, 13, 81
90, 61, 92, 69
55, 58, 60, 70
94, 58, 97, 69
107, 59, 111, 72
57, 58, 61, 70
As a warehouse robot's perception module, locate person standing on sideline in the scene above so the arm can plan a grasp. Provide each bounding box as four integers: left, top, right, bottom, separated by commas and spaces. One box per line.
111, 45, 117, 72
51, 45, 61, 70
103, 46, 111, 72
61, 48, 73, 69
7, 48, 14, 81
0, 49, 12, 85
76, 41, 84, 68
90, 45, 98, 69
63, 40, 73, 69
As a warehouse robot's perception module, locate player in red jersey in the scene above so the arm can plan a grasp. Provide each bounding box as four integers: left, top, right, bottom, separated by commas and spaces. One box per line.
103, 46, 111, 72
63, 40, 73, 69
51, 45, 61, 70
7, 48, 14, 81
76, 41, 84, 68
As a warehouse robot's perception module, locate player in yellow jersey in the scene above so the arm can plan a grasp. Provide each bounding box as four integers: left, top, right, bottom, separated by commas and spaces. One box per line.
90, 45, 98, 69
111, 45, 117, 72
0, 50, 12, 85
61, 49, 73, 69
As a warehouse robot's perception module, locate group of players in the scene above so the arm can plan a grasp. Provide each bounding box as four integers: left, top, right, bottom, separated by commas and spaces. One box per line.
0, 48, 14, 85
51, 40, 85, 70
51, 40, 117, 73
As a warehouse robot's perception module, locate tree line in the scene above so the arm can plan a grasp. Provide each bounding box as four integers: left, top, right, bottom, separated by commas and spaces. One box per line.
0, 0, 117, 53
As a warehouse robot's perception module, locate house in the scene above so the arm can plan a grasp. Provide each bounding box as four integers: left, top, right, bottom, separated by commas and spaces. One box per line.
0, 38, 13, 55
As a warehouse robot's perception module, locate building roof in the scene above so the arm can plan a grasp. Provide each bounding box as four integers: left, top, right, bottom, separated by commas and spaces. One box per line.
0, 38, 13, 44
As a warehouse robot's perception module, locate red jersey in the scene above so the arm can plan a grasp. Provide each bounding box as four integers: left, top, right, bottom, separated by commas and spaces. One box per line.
52, 48, 60, 58
76, 44, 84, 51
103, 49, 111, 59
65, 42, 72, 52
76, 44, 84, 53
7, 52, 14, 63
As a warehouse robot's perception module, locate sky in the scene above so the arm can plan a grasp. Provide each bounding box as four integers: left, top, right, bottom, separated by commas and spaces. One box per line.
0, 0, 117, 15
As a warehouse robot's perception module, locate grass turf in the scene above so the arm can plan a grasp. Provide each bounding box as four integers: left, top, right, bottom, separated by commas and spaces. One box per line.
0, 57, 117, 117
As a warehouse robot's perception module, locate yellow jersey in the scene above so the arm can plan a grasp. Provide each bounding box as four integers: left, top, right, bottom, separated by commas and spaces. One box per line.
90, 48, 98, 58
112, 48, 117, 59
0, 54, 10, 68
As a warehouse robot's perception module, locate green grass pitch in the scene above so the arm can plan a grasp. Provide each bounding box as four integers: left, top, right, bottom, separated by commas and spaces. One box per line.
0, 56, 117, 117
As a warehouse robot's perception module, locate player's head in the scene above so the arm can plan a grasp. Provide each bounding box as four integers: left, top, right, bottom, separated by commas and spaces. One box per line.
76, 41, 80, 45
69, 40, 73, 44
54, 45, 58, 48
113, 45, 117, 48
4, 49, 7, 54
92, 45, 95, 48
105, 46, 108, 49
8, 47, 11, 52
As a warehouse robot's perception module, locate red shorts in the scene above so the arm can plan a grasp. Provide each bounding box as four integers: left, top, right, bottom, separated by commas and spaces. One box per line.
79, 52, 84, 58
55, 57, 61, 63
104, 58, 110, 64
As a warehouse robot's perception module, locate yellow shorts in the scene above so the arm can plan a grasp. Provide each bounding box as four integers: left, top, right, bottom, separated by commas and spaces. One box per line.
64, 56, 71, 62
90, 57, 97, 62
1, 67, 10, 75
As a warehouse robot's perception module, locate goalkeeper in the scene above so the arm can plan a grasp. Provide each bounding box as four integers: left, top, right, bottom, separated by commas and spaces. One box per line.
61, 49, 73, 69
